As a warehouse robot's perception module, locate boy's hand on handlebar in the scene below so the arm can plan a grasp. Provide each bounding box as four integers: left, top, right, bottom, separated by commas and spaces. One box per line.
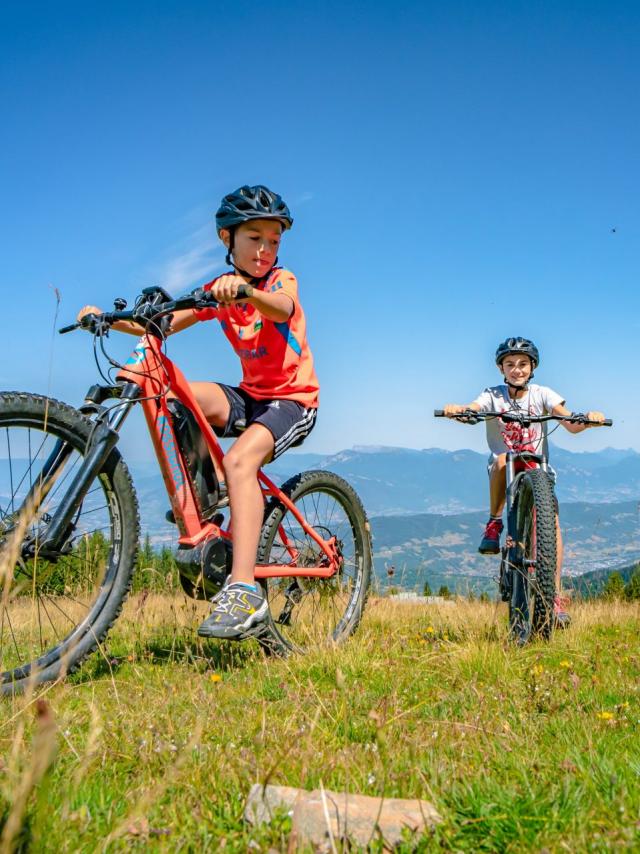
585, 411, 606, 426
442, 404, 479, 424
77, 305, 103, 323
209, 275, 253, 306
443, 404, 467, 417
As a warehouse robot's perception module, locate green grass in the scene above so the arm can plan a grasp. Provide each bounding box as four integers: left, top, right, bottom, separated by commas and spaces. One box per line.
1, 596, 639, 852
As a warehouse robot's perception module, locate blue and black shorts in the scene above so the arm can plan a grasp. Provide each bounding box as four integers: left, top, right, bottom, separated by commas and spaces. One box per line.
215, 384, 317, 461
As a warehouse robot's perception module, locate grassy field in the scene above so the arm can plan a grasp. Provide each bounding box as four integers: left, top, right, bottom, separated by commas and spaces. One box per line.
1, 595, 639, 852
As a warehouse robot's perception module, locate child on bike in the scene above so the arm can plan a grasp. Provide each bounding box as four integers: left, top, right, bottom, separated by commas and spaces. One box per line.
442, 337, 606, 624
77, 184, 319, 640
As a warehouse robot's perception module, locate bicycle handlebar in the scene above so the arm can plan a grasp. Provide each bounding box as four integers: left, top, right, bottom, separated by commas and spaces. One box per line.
58, 284, 254, 335
434, 409, 612, 427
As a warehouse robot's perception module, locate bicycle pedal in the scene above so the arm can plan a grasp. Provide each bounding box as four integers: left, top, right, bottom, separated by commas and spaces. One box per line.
236, 621, 270, 641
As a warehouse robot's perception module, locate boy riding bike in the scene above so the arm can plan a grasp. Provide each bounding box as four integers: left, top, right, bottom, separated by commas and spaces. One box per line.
442, 337, 607, 625
77, 184, 319, 640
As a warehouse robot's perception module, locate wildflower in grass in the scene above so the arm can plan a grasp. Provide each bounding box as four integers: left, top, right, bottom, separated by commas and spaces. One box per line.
532, 664, 544, 676
209, 673, 222, 683
426, 626, 435, 634
596, 711, 614, 720
559, 660, 571, 668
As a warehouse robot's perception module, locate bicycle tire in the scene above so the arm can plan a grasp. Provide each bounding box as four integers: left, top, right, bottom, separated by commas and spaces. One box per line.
510, 468, 557, 644
0, 392, 139, 694
256, 470, 372, 654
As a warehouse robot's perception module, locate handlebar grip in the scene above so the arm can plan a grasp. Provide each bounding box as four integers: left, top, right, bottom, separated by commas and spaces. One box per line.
434, 409, 445, 417
603, 419, 613, 427
236, 283, 253, 299
59, 322, 80, 335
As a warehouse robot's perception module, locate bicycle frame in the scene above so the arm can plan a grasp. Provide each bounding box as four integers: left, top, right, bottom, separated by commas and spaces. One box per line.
114, 333, 340, 579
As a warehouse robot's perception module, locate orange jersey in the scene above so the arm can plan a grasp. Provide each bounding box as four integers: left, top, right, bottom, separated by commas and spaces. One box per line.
194, 267, 319, 407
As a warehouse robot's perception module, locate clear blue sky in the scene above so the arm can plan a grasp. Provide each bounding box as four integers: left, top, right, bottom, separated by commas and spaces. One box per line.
1, 0, 638, 461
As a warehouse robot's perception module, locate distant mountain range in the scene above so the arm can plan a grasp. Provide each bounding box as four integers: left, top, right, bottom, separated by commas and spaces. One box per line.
122, 443, 640, 592
3, 443, 638, 592
368, 500, 640, 594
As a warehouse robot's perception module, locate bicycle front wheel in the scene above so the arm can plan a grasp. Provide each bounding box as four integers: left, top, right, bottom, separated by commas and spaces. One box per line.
257, 470, 372, 654
510, 468, 557, 643
0, 392, 139, 694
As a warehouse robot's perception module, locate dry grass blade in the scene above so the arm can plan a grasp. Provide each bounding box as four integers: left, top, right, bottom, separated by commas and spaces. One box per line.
0, 700, 57, 854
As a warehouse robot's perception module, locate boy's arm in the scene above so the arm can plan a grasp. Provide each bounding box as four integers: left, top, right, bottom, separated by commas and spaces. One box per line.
168, 309, 199, 334
552, 403, 606, 433
210, 275, 293, 322
77, 305, 197, 336
443, 402, 481, 417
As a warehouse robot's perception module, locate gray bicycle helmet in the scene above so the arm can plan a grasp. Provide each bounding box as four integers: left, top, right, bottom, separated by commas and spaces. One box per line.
495, 337, 540, 369
215, 185, 293, 233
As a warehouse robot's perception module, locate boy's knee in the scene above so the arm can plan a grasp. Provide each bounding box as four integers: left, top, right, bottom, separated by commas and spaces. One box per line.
223, 447, 259, 480
223, 449, 244, 478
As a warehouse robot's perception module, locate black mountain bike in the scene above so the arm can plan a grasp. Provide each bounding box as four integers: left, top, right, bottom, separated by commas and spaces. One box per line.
434, 409, 612, 644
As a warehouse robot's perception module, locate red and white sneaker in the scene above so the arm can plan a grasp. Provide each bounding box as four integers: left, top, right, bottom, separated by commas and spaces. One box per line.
554, 594, 571, 629
478, 518, 504, 554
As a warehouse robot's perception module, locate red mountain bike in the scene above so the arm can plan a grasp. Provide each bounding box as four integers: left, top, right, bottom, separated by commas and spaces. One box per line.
435, 409, 612, 643
0, 286, 372, 694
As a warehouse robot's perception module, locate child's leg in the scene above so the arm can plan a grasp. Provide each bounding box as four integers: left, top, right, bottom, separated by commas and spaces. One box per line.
188, 382, 231, 483
197, 400, 315, 639
196, 423, 273, 639
556, 517, 563, 589
479, 454, 507, 554
222, 423, 275, 586
489, 454, 507, 516
189, 381, 231, 427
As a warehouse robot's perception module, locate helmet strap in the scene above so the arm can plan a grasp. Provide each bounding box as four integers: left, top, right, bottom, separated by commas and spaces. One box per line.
504, 372, 534, 394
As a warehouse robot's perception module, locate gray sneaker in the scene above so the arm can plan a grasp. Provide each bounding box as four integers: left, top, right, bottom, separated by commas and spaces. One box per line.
197, 581, 268, 639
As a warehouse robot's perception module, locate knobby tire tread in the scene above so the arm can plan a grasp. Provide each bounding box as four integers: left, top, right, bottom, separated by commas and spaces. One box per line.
511, 467, 557, 642
0, 392, 140, 694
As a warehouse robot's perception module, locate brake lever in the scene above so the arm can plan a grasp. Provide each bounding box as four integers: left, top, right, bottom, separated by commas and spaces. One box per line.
68, 313, 110, 338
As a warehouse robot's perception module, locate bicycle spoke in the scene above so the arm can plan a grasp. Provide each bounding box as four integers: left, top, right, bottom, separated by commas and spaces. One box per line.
37, 594, 63, 646
260, 479, 369, 651
4, 607, 23, 665
6, 428, 15, 515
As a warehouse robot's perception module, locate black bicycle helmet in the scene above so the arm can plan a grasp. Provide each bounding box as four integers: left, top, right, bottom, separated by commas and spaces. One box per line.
215, 184, 293, 233
495, 337, 540, 369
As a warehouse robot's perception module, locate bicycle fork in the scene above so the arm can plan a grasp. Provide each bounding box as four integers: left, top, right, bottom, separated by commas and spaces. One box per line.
22, 384, 140, 560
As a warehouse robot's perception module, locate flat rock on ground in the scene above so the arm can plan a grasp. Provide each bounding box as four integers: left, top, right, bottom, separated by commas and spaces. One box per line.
245, 783, 441, 850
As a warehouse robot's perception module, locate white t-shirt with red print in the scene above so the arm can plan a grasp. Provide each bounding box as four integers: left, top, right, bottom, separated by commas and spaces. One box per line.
472, 383, 565, 462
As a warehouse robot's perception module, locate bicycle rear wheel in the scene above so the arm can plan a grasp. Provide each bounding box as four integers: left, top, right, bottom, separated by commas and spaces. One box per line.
510, 468, 557, 644
257, 470, 372, 654
0, 392, 139, 694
